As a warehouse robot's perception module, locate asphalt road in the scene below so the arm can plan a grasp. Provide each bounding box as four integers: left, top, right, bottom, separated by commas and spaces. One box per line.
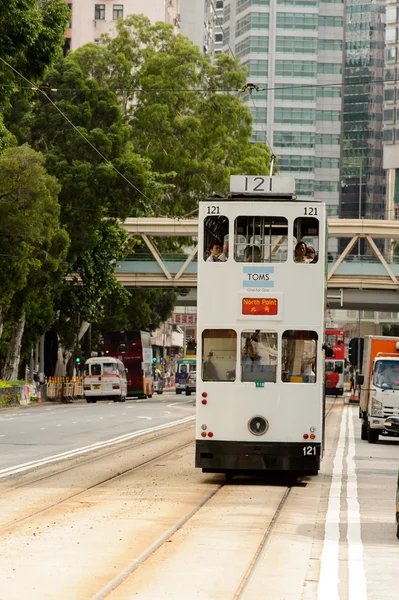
0, 391, 195, 472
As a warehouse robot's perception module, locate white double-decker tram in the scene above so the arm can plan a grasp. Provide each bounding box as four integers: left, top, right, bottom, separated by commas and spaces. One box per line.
195, 175, 326, 476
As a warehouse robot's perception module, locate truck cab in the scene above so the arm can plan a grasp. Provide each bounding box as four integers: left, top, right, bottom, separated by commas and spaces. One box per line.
359, 336, 399, 443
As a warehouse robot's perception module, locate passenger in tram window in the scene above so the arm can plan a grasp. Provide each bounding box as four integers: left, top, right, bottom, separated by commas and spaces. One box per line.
294, 241, 310, 263
206, 241, 223, 262
306, 246, 318, 264
203, 352, 219, 380
244, 245, 261, 262
218, 235, 229, 261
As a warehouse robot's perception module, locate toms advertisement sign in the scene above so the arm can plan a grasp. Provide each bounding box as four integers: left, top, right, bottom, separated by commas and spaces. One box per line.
242, 266, 274, 290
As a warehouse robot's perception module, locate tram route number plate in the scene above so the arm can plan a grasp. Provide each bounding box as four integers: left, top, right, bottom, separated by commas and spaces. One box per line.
302, 445, 320, 457
255, 381, 265, 388
242, 298, 278, 315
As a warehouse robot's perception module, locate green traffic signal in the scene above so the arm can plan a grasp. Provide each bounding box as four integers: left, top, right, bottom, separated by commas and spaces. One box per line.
152, 357, 157, 363
75, 357, 81, 363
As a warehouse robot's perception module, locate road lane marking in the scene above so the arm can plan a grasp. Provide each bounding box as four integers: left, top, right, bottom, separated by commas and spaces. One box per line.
317, 405, 346, 600
137, 416, 152, 420
57, 424, 62, 427
347, 408, 367, 599
0, 415, 195, 479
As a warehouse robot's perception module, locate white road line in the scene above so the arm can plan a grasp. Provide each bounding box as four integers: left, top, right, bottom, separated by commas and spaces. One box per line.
0, 434, 4, 438
317, 405, 347, 600
57, 424, 62, 427
0, 415, 195, 479
137, 416, 152, 420
347, 408, 367, 599
40, 428, 45, 431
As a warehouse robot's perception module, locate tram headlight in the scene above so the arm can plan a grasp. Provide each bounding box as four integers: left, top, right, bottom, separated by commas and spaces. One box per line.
310, 427, 316, 433
201, 424, 207, 430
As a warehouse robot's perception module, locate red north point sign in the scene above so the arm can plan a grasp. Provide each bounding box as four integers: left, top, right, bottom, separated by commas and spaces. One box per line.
242, 298, 278, 315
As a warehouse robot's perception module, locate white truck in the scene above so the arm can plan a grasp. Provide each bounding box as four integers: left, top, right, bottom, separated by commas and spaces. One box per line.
359, 335, 399, 444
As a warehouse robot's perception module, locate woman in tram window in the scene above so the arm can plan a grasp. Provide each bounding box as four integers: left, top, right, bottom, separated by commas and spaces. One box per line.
244, 245, 261, 262
295, 241, 311, 263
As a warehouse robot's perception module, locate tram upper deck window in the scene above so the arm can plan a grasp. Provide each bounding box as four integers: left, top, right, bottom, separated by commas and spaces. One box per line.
241, 330, 278, 383
293, 217, 319, 263
281, 330, 318, 383
203, 215, 229, 262
202, 329, 237, 381
234, 216, 288, 263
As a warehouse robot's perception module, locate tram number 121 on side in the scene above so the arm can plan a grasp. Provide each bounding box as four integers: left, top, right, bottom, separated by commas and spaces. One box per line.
195, 175, 326, 477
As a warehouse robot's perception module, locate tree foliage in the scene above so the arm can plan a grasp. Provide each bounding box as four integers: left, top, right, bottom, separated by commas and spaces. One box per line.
71, 15, 273, 214
0, 0, 70, 107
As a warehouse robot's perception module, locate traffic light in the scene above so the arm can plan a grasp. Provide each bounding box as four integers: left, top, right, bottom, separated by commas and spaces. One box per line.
75, 356, 81, 364
152, 357, 157, 363
348, 337, 364, 367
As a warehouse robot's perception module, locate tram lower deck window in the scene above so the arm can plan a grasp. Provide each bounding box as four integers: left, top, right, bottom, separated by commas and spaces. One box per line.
281, 330, 318, 383
234, 216, 288, 263
241, 330, 278, 383
202, 329, 237, 381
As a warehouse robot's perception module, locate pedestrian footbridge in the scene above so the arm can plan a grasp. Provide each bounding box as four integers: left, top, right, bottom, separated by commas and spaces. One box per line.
116, 218, 399, 311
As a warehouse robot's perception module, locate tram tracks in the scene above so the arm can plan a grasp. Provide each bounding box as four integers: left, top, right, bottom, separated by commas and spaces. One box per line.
0, 423, 194, 532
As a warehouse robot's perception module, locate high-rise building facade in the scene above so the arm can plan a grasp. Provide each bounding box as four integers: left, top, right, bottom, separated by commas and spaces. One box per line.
341, 0, 385, 220
222, 0, 344, 214
65, 0, 180, 51
383, 0, 399, 219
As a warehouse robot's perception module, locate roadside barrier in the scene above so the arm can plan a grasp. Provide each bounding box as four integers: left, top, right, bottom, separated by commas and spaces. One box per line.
44, 379, 83, 403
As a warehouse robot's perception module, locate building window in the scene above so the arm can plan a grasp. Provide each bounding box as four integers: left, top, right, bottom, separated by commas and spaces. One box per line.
278, 155, 315, 172
384, 109, 395, 122
318, 39, 342, 52
276, 14, 318, 30
67, 3, 72, 28
274, 131, 315, 148
315, 134, 340, 145
113, 4, 123, 19
317, 87, 341, 99
215, 33, 223, 42
386, 27, 397, 43
318, 63, 342, 75
216, 0, 223, 7
385, 68, 396, 81
316, 109, 341, 121
386, 7, 397, 22
386, 47, 397, 63
275, 60, 317, 78
276, 36, 317, 54
383, 129, 394, 142
94, 4, 105, 19
314, 181, 339, 192
274, 107, 316, 125
315, 157, 340, 169
384, 88, 395, 102
319, 16, 343, 27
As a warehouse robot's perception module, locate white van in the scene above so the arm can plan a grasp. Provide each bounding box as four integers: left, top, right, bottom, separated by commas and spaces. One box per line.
83, 357, 128, 403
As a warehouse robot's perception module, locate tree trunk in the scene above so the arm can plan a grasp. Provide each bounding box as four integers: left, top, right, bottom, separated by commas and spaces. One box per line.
3, 313, 26, 381
54, 320, 90, 377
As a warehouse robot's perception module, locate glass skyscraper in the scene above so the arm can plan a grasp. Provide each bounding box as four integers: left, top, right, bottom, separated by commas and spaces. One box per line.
383, 0, 399, 220
341, 0, 385, 220
222, 0, 344, 215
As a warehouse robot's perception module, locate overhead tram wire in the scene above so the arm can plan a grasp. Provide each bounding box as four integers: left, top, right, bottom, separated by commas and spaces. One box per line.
0, 78, 384, 95
0, 56, 171, 220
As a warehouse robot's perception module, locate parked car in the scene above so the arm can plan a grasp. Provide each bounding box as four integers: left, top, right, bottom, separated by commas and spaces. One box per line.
153, 371, 164, 395
185, 371, 196, 396
384, 416, 399, 539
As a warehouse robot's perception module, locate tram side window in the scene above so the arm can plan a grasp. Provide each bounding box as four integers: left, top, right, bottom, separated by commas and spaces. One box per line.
241, 331, 278, 383
234, 216, 288, 263
203, 215, 229, 262
202, 329, 237, 381
281, 330, 318, 383
293, 217, 319, 264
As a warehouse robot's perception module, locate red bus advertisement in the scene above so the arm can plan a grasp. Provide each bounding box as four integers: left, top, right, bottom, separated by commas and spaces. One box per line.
104, 331, 154, 398
325, 329, 346, 396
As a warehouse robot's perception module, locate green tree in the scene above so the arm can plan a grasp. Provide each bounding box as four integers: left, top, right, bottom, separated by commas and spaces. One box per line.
71, 15, 274, 215
0, 0, 70, 107
0, 146, 69, 379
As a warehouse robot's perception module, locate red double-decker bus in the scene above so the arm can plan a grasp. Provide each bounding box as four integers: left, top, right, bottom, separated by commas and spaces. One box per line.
103, 331, 154, 398
325, 329, 346, 396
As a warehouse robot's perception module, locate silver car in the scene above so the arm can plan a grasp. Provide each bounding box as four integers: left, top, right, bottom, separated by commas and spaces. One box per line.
185, 371, 196, 396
